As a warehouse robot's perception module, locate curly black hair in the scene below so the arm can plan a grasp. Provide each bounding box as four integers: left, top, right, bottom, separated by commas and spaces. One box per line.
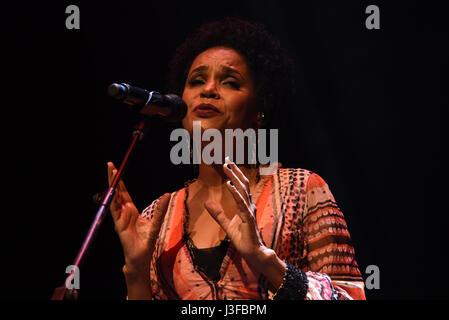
165, 16, 295, 129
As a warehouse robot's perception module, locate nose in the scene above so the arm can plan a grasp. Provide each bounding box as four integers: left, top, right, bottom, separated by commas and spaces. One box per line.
200, 79, 219, 99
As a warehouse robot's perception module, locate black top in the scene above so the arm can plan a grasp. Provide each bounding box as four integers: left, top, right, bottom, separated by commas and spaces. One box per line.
185, 235, 230, 282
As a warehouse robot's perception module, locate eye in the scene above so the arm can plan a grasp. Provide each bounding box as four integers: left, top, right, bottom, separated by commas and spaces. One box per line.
189, 79, 204, 86
224, 81, 240, 89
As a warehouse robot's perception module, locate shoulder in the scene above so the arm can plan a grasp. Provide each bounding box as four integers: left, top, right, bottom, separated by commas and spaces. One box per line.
277, 167, 336, 207
141, 186, 186, 220
277, 167, 328, 190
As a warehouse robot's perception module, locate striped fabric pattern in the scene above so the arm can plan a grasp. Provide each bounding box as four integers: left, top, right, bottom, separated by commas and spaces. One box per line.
141, 167, 365, 300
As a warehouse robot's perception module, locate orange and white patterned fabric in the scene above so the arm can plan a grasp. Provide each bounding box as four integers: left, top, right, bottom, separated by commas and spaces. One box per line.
141, 167, 366, 300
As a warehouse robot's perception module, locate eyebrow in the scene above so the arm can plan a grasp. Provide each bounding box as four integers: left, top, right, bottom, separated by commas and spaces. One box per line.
189, 65, 243, 79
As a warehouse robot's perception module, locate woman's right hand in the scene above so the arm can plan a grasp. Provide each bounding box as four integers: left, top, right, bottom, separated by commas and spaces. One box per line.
107, 162, 170, 277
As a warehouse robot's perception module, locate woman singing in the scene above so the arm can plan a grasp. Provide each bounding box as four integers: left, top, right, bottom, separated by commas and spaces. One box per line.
107, 17, 366, 300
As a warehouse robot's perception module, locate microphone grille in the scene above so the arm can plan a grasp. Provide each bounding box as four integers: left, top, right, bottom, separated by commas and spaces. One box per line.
107, 83, 127, 100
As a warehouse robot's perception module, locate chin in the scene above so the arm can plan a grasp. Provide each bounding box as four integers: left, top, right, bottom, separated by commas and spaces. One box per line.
183, 116, 227, 134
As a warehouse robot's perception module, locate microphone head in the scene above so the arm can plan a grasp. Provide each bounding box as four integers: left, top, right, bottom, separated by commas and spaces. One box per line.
163, 94, 188, 122
107, 82, 187, 122
107, 83, 127, 100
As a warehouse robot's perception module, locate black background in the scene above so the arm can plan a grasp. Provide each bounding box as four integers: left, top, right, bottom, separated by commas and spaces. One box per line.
3, 0, 446, 300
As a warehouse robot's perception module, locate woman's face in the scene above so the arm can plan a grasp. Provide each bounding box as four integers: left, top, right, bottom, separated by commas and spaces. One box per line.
181, 46, 257, 134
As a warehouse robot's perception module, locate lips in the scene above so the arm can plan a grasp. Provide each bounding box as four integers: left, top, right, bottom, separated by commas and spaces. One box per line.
193, 103, 220, 117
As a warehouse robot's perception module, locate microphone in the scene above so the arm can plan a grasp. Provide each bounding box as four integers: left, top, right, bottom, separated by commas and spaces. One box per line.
108, 83, 187, 122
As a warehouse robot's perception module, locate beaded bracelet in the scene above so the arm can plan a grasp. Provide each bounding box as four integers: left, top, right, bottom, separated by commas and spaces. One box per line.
273, 261, 308, 300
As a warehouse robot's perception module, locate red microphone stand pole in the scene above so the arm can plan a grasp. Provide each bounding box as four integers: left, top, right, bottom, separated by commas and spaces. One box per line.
51, 118, 147, 300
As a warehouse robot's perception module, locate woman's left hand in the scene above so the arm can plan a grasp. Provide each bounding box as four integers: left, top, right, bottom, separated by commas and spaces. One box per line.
204, 157, 274, 271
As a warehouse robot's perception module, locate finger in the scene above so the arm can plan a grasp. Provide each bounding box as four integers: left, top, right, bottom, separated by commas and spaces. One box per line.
108, 162, 130, 197
107, 164, 122, 209
113, 202, 135, 232
107, 163, 122, 212
223, 159, 250, 204
107, 162, 115, 186
204, 200, 233, 233
147, 193, 171, 245
110, 200, 137, 233
225, 180, 252, 223
226, 157, 251, 193
107, 164, 133, 218
117, 175, 129, 194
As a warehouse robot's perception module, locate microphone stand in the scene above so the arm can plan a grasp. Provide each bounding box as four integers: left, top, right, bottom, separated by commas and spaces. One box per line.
51, 118, 147, 300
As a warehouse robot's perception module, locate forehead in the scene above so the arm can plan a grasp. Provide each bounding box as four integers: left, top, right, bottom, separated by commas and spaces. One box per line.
188, 47, 249, 72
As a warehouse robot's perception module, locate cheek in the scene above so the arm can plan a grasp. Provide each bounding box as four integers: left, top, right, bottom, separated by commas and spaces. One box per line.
181, 88, 195, 131
181, 88, 194, 108
226, 94, 256, 126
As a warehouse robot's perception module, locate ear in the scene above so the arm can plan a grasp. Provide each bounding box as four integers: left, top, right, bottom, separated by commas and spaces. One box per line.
250, 97, 266, 129
256, 97, 268, 129
256, 111, 266, 129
